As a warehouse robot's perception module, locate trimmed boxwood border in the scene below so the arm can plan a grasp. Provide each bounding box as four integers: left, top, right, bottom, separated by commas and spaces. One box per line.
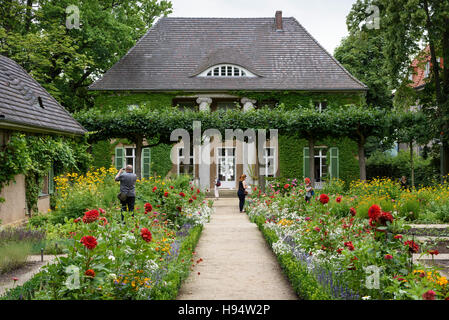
250, 214, 333, 300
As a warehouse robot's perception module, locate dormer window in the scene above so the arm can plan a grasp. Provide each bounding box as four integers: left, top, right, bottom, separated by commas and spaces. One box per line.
198, 64, 256, 78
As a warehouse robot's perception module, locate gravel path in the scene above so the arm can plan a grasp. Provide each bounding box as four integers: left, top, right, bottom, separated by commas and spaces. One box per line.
177, 198, 297, 300
0, 255, 62, 297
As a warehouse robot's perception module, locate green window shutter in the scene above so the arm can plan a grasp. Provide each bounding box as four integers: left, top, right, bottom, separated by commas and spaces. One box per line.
115, 147, 125, 171
330, 147, 339, 179
303, 147, 310, 178
142, 148, 151, 178
49, 166, 55, 194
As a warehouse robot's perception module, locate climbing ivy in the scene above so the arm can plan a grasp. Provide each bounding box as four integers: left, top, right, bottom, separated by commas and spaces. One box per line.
0, 133, 92, 213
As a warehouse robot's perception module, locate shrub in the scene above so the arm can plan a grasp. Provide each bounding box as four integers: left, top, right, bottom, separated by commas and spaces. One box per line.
0, 242, 32, 274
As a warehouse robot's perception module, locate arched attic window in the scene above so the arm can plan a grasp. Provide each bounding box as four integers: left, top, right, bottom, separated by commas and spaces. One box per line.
197, 64, 257, 78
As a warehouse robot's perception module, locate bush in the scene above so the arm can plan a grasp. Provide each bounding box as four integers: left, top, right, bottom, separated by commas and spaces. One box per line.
0, 242, 32, 274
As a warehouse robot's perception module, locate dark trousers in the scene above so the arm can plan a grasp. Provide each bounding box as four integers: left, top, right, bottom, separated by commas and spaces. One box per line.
237, 190, 245, 212
120, 196, 135, 220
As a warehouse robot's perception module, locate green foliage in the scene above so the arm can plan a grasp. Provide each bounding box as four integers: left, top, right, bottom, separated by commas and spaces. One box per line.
278, 135, 304, 178
0, 134, 31, 190
149, 143, 173, 178
230, 91, 365, 109
277, 135, 359, 186
0, 0, 173, 112
366, 150, 439, 187
334, 29, 392, 108
91, 140, 115, 169
0, 133, 92, 213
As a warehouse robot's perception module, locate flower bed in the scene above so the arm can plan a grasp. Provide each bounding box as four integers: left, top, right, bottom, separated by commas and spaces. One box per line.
247, 180, 449, 300
2, 169, 212, 300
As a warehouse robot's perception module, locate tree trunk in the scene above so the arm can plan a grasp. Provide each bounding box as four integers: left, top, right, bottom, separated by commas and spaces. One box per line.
410, 141, 415, 188
358, 138, 366, 181
308, 137, 315, 188
135, 136, 143, 179
24, 0, 33, 33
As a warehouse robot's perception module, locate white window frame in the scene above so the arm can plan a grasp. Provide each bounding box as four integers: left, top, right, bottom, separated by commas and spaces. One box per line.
424, 61, 430, 78
314, 148, 327, 182
260, 147, 276, 177
315, 101, 327, 113
177, 146, 195, 176
125, 147, 136, 173
198, 64, 257, 78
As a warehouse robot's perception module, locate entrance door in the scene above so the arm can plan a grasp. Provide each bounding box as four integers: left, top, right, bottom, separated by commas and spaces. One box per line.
217, 147, 236, 189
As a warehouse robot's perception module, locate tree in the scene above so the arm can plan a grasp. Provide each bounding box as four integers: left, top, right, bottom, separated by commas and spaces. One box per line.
0, 0, 173, 112
334, 3, 393, 109
395, 111, 432, 186
379, 0, 449, 179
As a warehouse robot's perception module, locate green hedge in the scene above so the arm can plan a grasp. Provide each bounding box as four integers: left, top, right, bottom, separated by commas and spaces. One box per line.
251, 215, 333, 300
150, 143, 173, 178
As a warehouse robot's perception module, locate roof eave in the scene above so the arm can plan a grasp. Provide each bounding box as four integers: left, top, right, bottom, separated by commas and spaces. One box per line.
0, 119, 87, 137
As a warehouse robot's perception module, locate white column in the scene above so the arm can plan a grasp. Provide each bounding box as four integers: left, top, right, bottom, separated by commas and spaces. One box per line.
196, 97, 212, 112
241, 98, 256, 112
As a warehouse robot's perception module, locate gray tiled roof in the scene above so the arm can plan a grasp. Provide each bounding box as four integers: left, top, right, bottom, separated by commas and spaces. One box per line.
90, 17, 367, 92
0, 55, 86, 135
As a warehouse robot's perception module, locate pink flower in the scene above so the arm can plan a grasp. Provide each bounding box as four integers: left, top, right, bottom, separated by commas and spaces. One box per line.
384, 254, 393, 260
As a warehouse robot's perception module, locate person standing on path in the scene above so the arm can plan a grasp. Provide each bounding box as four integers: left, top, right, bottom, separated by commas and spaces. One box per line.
304, 177, 314, 203
237, 174, 248, 212
214, 176, 220, 200
115, 165, 137, 220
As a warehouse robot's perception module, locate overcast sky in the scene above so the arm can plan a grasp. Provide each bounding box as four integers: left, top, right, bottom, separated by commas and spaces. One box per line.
168, 0, 358, 55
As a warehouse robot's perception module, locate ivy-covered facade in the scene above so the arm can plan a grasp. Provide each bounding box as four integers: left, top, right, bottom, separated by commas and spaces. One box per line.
89, 12, 367, 190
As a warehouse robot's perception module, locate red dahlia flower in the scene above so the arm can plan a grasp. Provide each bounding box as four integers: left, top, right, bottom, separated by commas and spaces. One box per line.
368, 205, 381, 220
344, 241, 355, 251
164, 191, 169, 197
319, 194, 329, 204
188, 198, 193, 203
422, 290, 436, 300
80, 236, 97, 250
304, 178, 310, 184
85, 269, 95, 277
394, 234, 403, 239
144, 203, 153, 213
284, 184, 290, 189
152, 186, 157, 192
428, 249, 439, 256
404, 240, 419, 253
336, 196, 342, 203
377, 211, 394, 225
350, 207, 357, 216
82, 209, 99, 223
141, 228, 152, 242
179, 192, 185, 197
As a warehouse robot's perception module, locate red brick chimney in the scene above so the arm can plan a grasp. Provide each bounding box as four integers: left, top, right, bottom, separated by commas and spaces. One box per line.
275, 11, 283, 31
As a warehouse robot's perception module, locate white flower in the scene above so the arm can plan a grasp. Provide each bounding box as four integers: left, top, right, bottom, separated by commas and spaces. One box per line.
108, 255, 115, 261
362, 296, 371, 300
